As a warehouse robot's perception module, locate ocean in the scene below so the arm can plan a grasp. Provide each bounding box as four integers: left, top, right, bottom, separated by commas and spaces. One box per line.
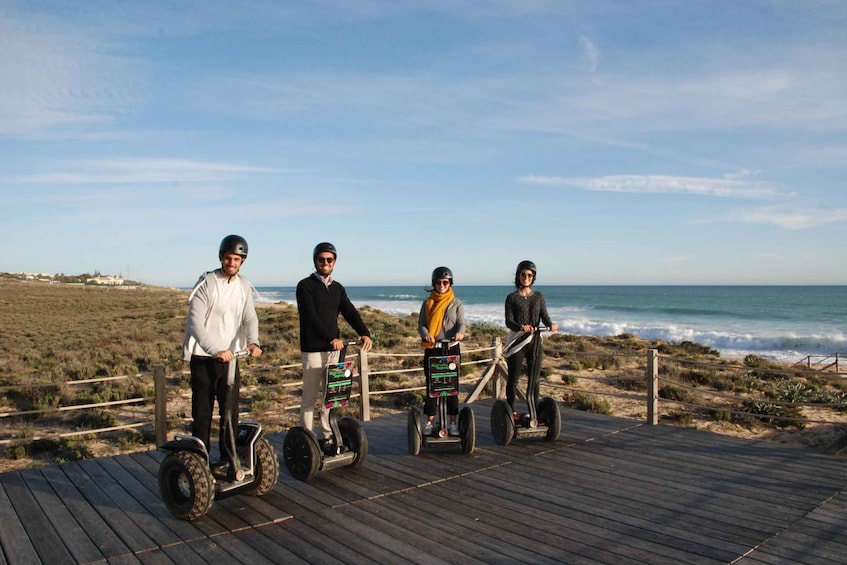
253, 285, 847, 363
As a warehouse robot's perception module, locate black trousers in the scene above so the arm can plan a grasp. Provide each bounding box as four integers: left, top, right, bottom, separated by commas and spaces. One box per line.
189, 355, 240, 465
423, 344, 460, 417
506, 336, 541, 413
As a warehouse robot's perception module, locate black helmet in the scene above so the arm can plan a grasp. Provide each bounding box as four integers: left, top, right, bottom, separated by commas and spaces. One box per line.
219, 234, 248, 259
431, 266, 453, 284
514, 260, 536, 288
313, 242, 337, 264
516, 260, 536, 275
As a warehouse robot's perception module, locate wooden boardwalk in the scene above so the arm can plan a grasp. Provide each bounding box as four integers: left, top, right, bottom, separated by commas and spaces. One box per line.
2, 401, 846, 564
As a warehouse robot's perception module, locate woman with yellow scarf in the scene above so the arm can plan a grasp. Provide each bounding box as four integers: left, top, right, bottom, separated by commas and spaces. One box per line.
418, 266, 466, 436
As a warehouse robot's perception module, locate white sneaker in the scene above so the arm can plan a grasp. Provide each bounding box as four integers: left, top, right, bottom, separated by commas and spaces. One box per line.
423, 421, 434, 435
448, 423, 460, 436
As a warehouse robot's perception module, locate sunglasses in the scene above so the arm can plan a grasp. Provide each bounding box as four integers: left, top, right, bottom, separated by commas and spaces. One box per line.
434, 280, 451, 286
519, 272, 534, 279
317, 256, 335, 264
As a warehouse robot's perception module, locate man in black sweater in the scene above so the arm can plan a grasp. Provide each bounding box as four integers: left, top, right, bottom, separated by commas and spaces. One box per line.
296, 242, 373, 440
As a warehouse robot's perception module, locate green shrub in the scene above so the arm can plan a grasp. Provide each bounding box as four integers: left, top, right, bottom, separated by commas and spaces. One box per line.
563, 392, 611, 414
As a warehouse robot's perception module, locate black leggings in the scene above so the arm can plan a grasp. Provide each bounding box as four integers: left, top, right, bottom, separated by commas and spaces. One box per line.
189, 355, 241, 465
506, 338, 540, 413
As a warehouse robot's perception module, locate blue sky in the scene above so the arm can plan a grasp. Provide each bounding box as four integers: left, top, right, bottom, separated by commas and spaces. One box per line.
2, 1, 846, 287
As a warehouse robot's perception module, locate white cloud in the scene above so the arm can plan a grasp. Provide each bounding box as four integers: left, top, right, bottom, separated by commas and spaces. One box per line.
0, 14, 142, 136
579, 35, 600, 74
739, 207, 847, 230
517, 174, 784, 200
10, 158, 286, 185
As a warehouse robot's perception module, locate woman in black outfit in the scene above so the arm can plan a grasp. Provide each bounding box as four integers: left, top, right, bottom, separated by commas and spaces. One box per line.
503, 260, 558, 419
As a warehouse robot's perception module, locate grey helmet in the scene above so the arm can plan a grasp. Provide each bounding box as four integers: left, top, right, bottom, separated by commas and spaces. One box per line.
219, 234, 248, 259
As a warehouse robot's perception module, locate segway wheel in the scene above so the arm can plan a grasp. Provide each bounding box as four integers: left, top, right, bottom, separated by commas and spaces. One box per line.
458, 405, 475, 455
338, 417, 368, 468
538, 396, 561, 442
245, 436, 280, 496
282, 427, 321, 482
159, 451, 215, 521
407, 408, 422, 456
491, 399, 515, 446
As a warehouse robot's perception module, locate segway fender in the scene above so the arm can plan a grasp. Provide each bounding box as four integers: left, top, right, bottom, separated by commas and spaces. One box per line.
159, 434, 209, 460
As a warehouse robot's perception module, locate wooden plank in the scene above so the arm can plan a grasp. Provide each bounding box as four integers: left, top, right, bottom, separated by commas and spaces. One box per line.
360, 487, 563, 564
0, 471, 74, 563
1, 406, 846, 565
531, 448, 781, 536
450, 468, 739, 563
249, 521, 347, 564
20, 468, 105, 563
304, 503, 462, 565
78, 457, 184, 548
260, 517, 374, 564
0, 479, 40, 563
418, 475, 707, 565
60, 460, 159, 554
188, 534, 276, 564
39, 464, 135, 559
214, 527, 310, 564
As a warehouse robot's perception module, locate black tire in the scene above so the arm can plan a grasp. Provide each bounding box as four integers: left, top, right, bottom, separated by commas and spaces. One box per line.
282, 427, 321, 482
338, 417, 368, 468
459, 405, 475, 454
159, 451, 215, 521
407, 408, 422, 456
538, 396, 561, 442
245, 436, 280, 496
491, 399, 514, 446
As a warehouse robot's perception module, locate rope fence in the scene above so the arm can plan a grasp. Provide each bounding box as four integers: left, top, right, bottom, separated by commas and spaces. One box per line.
1, 338, 845, 450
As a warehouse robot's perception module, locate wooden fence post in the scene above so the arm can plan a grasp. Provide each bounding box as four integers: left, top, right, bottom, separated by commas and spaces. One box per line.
154, 365, 167, 445
493, 337, 505, 400
465, 337, 505, 403
358, 348, 371, 421
647, 349, 659, 425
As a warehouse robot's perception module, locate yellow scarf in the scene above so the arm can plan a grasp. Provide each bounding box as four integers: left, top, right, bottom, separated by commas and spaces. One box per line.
422, 288, 454, 348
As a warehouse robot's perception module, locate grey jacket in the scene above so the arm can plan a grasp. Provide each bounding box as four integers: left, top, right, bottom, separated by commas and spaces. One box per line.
418, 297, 466, 341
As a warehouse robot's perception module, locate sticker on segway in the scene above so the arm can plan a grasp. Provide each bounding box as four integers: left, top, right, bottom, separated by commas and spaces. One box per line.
325, 360, 354, 409
427, 354, 460, 398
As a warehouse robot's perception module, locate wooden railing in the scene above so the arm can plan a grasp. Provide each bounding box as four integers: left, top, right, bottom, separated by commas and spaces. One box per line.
795, 353, 841, 373
3, 341, 846, 453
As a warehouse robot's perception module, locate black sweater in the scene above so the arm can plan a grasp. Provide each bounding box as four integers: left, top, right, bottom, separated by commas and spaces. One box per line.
504, 290, 553, 332
296, 274, 370, 352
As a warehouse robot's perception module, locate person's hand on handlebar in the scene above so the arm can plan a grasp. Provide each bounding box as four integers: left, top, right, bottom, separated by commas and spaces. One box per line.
359, 335, 373, 352
215, 350, 234, 362
247, 343, 262, 357
550, 323, 559, 332
330, 338, 344, 350
455, 333, 464, 341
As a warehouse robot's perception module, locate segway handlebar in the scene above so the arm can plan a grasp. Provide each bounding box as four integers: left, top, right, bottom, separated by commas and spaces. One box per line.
215, 350, 250, 362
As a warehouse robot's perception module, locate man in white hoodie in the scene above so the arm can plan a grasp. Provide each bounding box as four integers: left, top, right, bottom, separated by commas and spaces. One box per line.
183, 234, 262, 480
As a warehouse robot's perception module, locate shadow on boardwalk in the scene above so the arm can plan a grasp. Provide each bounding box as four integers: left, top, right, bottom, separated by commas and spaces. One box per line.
2, 401, 846, 564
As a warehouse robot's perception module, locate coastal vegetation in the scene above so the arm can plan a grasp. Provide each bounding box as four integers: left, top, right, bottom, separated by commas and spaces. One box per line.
1, 275, 845, 472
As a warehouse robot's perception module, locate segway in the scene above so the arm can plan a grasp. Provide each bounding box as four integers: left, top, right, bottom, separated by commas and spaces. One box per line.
282, 340, 368, 481
408, 340, 475, 455
491, 327, 561, 446
158, 351, 280, 521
